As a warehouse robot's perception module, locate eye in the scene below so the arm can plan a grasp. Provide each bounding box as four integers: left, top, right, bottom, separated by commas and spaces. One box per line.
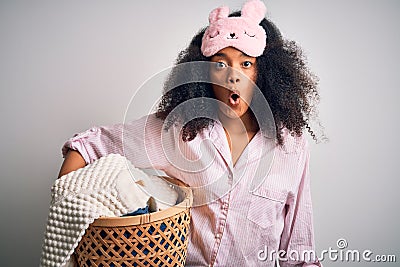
242, 61, 253, 68
215, 62, 227, 69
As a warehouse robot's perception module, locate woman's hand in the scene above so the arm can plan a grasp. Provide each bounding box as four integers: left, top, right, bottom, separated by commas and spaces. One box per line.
58, 150, 86, 178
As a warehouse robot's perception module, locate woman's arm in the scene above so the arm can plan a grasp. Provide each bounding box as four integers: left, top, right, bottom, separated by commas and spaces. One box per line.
59, 114, 171, 178
279, 141, 322, 267
58, 150, 86, 178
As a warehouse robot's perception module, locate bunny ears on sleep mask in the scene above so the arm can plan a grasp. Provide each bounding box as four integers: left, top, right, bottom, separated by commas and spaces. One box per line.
201, 0, 267, 57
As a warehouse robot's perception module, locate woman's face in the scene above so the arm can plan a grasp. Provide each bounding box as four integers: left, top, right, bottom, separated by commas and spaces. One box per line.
209, 46, 257, 120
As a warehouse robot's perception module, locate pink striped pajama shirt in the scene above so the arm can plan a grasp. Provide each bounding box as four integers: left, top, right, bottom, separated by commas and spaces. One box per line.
62, 114, 321, 267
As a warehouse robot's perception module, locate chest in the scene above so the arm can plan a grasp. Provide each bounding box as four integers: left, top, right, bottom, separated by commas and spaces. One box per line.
224, 129, 258, 167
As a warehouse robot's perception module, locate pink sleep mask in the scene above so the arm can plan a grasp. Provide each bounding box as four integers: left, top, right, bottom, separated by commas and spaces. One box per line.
201, 0, 267, 57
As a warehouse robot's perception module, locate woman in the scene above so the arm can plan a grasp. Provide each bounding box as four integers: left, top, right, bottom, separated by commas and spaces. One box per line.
59, 0, 323, 265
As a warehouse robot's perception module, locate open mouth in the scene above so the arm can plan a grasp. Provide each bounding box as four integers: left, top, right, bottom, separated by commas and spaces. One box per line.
229, 91, 240, 105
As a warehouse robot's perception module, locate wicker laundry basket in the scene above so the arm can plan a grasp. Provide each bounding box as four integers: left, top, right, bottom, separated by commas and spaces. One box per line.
74, 177, 192, 267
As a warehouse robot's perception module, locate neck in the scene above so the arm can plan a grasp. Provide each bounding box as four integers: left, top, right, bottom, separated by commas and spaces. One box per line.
218, 110, 259, 135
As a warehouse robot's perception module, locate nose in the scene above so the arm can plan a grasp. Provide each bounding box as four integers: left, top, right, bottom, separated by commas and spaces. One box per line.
230, 33, 236, 38
227, 68, 240, 84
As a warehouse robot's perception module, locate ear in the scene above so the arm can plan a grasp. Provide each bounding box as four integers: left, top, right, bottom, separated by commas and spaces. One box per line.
208, 5, 230, 23
241, 0, 266, 23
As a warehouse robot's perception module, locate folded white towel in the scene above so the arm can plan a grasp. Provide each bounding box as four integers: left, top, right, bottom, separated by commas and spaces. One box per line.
40, 154, 178, 267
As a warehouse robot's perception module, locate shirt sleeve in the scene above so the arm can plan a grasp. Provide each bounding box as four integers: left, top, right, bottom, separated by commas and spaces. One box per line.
62, 114, 172, 171
278, 140, 322, 267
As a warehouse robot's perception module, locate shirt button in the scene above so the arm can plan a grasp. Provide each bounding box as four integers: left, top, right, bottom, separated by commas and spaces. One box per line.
216, 233, 222, 239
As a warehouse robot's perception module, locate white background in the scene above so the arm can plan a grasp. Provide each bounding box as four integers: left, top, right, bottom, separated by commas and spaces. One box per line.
0, 1, 399, 266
